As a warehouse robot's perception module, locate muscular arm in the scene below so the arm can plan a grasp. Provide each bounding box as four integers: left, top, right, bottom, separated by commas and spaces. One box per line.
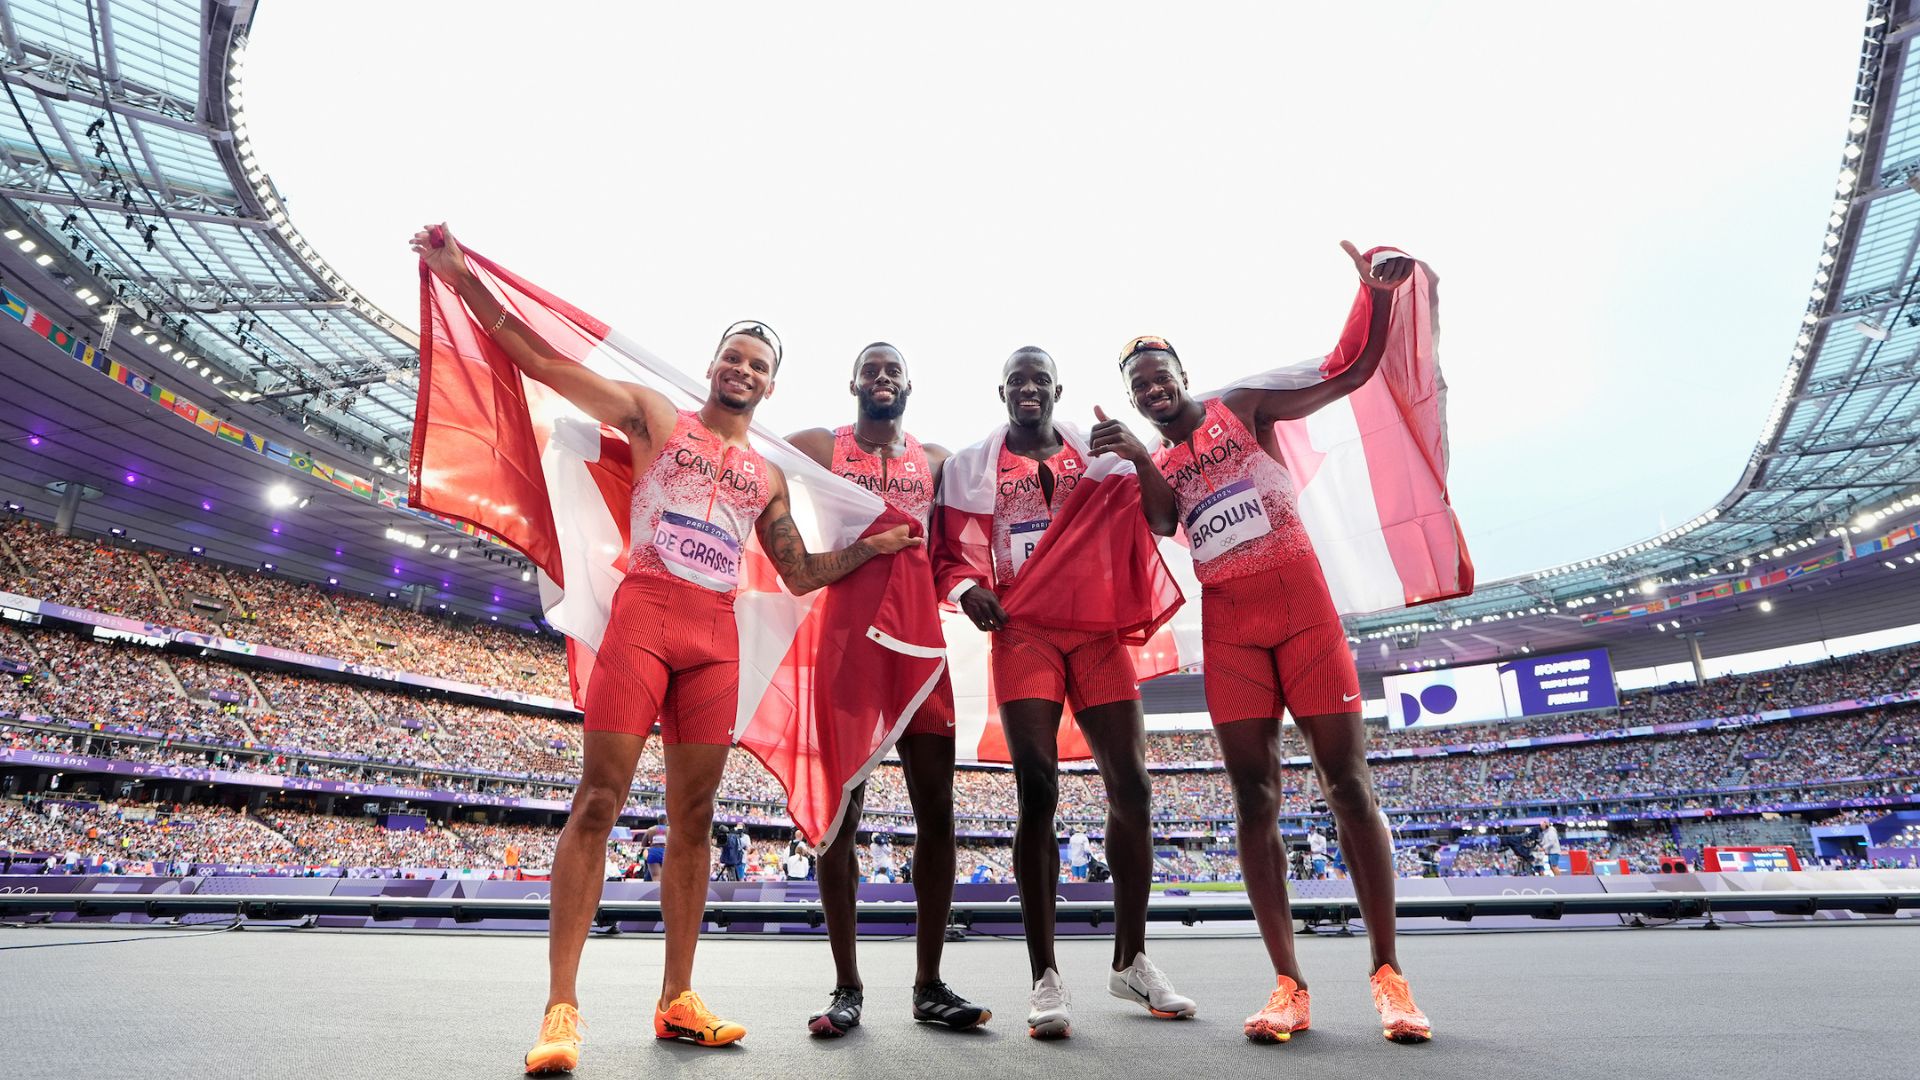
1223, 284, 1397, 428
443, 266, 675, 438
756, 465, 916, 596
922, 443, 951, 491
1088, 412, 1177, 536
1135, 457, 1180, 537
415, 227, 674, 442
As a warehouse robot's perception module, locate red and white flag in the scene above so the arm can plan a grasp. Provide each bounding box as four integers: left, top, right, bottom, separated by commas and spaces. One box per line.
410, 248, 947, 847
934, 426, 1188, 763
1220, 249, 1472, 614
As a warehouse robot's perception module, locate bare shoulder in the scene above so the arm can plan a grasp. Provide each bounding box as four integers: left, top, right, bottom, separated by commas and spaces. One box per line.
783, 427, 838, 469
1217, 387, 1264, 431
921, 442, 952, 471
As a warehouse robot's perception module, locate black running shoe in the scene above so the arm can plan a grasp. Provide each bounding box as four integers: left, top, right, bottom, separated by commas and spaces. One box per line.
913, 981, 991, 1030
808, 986, 863, 1037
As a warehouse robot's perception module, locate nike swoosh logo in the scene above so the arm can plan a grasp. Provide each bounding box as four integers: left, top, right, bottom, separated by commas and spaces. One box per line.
845, 456, 863, 463
1000, 465, 1018, 473
1342, 692, 1360, 702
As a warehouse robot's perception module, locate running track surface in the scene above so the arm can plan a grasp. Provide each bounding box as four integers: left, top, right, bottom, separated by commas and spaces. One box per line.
2, 923, 1911, 1079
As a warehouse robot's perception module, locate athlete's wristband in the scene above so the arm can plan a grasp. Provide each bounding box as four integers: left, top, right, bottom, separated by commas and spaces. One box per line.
948, 579, 980, 605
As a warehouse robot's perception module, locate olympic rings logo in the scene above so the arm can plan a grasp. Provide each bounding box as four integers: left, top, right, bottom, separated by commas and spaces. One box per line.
0, 885, 43, 894
1497, 887, 1560, 897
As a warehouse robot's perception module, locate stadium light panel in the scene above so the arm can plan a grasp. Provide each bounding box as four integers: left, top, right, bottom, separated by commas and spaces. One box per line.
266, 485, 297, 508
2, 229, 18, 240
1844, 143, 1863, 160
16, 239, 34, 252
32, 253, 50, 266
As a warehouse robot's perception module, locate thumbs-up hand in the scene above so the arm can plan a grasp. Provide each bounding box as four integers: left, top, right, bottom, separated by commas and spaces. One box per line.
1341, 240, 1415, 292
1089, 405, 1149, 465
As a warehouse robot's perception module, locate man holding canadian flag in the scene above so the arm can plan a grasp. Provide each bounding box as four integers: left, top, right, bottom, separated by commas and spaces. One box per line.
932, 345, 1196, 1038
1112, 242, 1469, 1047
408, 225, 941, 1073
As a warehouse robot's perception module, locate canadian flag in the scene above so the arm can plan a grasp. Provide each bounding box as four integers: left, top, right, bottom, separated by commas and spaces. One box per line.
410, 247, 947, 848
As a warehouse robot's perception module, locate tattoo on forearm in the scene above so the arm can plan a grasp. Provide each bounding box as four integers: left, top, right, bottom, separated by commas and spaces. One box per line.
764, 514, 877, 591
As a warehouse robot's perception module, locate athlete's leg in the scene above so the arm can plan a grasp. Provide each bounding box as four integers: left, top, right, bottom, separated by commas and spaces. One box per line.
1214, 716, 1305, 986
547, 729, 647, 1010
1073, 698, 1152, 971
1001, 697, 1065, 982
818, 782, 868, 990
658, 742, 730, 1004
1295, 711, 1398, 974
898, 733, 957, 989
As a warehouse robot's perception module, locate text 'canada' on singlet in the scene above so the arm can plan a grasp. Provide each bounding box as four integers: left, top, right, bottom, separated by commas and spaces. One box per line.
990, 438, 1085, 590
1152, 396, 1315, 586
627, 410, 772, 592
830, 426, 934, 531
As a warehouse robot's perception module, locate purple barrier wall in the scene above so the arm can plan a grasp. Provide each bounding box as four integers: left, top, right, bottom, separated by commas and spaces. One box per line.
11, 871, 1917, 934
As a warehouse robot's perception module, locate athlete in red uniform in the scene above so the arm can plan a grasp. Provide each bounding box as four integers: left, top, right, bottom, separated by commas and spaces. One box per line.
786, 342, 988, 1036
413, 226, 922, 1074
1102, 241, 1432, 1045
949, 347, 1195, 1039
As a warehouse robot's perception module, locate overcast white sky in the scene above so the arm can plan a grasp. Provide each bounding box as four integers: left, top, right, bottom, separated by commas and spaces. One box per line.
241, 2, 1866, 582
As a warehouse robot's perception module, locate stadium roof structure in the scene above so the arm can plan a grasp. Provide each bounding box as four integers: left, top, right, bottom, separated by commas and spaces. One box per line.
1339, 1, 1920, 658
0, 2, 1918, 667
0, 0, 538, 623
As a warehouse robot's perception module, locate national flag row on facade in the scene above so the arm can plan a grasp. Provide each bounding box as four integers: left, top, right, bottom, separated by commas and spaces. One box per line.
0, 283, 507, 552
1578, 522, 1919, 626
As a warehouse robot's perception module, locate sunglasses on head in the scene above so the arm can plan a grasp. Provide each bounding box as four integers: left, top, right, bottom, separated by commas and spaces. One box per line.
720, 320, 783, 364
1118, 335, 1178, 368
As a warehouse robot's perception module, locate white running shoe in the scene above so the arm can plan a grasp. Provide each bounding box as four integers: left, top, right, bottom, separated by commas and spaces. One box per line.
1026, 968, 1072, 1038
1108, 953, 1197, 1019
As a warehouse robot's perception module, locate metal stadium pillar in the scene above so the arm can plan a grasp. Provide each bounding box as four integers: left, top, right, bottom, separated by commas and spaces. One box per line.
52, 480, 81, 537
1687, 634, 1706, 687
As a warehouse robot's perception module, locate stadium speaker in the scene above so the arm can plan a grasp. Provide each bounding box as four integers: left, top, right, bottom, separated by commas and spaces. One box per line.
1659, 856, 1689, 874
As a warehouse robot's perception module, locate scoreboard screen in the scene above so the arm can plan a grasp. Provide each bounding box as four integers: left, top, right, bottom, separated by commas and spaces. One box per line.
1385, 649, 1619, 730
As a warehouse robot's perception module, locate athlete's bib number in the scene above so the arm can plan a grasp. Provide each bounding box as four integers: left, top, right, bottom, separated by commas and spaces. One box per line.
652, 511, 743, 592
1008, 518, 1048, 578
1185, 479, 1272, 563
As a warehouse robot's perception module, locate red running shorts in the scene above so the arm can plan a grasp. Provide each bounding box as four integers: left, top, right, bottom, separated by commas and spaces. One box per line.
1200, 559, 1361, 724
990, 619, 1140, 713
583, 572, 739, 745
